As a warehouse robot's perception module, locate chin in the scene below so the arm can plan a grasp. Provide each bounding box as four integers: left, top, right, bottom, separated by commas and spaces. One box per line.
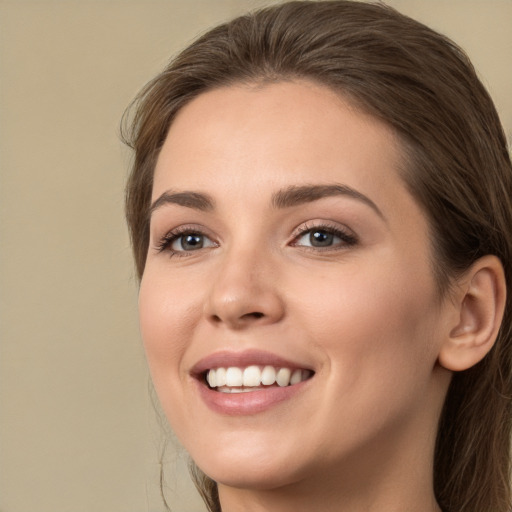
192, 444, 308, 491
203, 464, 302, 492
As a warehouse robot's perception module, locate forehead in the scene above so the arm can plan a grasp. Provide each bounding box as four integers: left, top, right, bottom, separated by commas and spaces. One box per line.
152, 81, 424, 237
154, 80, 406, 199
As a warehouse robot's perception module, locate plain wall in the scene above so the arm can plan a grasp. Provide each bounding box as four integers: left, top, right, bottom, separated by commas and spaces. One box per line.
0, 1, 510, 511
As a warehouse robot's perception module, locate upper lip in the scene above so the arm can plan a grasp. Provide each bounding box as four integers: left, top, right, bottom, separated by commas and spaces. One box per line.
190, 349, 314, 378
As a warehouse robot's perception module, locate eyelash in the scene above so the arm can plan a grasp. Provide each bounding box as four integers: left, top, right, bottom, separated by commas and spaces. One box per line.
291, 222, 358, 251
156, 225, 214, 256
156, 223, 358, 257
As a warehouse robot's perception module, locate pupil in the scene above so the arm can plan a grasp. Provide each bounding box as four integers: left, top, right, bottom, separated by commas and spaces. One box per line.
311, 230, 333, 247
182, 234, 203, 250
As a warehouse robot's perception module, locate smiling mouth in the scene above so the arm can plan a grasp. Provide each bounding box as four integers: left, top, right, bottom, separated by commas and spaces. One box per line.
205, 365, 314, 393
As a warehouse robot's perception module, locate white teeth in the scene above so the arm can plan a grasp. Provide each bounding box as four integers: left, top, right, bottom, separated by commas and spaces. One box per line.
206, 365, 311, 390
276, 368, 291, 387
216, 367, 227, 387
261, 365, 276, 385
225, 367, 243, 387
207, 369, 216, 387
243, 365, 261, 387
290, 369, 303, 385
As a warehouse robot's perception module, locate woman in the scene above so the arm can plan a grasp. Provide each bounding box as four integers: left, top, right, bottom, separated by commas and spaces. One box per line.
122, 1, 512, 511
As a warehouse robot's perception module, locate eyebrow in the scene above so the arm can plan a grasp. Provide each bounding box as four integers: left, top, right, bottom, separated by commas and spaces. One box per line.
150, 191, 215, 215
150, 183, 384, 220
271, 184, 385, 219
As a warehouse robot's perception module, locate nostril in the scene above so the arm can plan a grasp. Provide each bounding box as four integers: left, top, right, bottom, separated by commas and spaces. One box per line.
208, 311, 264, 324
245, 312, 264, 319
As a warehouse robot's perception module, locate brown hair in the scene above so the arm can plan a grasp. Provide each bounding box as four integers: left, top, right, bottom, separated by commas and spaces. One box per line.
122, 2, 512, 511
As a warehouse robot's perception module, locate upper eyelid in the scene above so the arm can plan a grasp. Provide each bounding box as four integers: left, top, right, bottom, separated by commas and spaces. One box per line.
290, 220, 357, 238
154, 223, 214, 240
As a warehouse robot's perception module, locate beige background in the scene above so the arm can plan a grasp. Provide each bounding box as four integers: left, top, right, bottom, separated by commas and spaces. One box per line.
0, 1, 510, 511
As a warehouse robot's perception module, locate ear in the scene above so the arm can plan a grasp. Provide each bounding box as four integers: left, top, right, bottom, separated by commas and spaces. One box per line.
438, 255, 507, 372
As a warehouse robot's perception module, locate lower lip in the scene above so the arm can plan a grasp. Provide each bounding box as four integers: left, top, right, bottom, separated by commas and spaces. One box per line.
195, 379, 310, 415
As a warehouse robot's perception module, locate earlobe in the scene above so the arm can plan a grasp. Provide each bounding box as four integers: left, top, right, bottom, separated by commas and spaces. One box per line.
438, 255, 506, 372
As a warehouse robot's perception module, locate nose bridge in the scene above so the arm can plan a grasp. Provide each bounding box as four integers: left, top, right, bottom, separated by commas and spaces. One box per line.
204, 238, 284, 328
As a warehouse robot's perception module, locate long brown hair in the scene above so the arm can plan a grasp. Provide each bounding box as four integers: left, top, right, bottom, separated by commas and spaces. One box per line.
122, 2, 512, 511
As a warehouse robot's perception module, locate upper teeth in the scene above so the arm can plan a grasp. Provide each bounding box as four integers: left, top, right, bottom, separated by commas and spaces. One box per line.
206, 365, 310, 389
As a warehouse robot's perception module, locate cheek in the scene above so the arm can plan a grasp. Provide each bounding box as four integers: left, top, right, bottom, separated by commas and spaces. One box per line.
138, 268, 210, 438
286, 261, 442, 457
138, 271, 199, 382
290, 254, 441, 394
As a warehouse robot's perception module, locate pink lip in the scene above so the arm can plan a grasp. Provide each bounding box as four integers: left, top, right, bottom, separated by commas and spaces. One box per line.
194, 378, 311, 415
190, 349, 314, 416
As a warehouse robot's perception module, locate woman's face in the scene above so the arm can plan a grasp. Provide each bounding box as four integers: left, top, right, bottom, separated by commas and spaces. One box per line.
139, 81, 451, 491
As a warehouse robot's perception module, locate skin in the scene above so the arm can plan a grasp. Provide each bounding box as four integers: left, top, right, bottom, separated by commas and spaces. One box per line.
139, 81, 458, 512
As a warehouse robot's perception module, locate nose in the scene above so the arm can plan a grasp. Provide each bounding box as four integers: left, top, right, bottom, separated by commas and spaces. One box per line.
204, 247, 285, 330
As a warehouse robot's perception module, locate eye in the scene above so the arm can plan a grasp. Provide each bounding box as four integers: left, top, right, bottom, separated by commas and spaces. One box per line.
157, 228, 217, 256
297, 229, 338, 247
292, 224, 357, 249
171, 233, 213, 251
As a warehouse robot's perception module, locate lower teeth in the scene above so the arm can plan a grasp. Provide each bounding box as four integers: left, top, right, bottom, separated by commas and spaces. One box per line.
217, 386, 268, 394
